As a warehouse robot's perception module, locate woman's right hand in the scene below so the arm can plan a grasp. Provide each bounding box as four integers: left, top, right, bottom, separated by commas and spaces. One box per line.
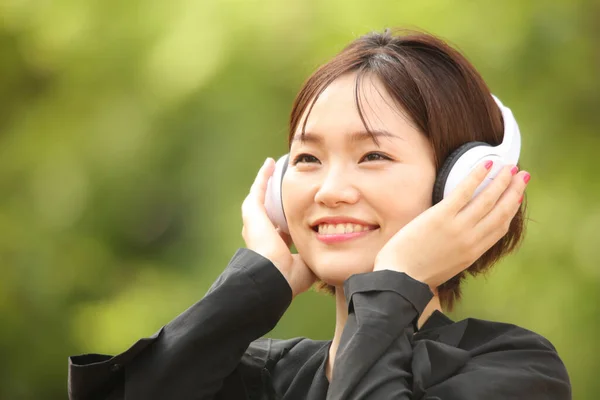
241, 158, 317, 297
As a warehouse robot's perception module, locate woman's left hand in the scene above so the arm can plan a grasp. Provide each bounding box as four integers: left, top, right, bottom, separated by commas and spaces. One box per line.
373, 161, 530, 291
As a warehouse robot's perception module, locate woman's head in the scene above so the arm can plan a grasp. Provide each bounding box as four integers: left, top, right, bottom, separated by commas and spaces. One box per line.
281, 29, 525, 310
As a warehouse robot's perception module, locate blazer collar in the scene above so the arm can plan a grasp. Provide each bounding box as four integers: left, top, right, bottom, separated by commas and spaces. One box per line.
414, 310, 469, 348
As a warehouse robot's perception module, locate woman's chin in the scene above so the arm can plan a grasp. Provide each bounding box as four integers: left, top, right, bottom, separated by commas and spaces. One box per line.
309, 260, 374, 288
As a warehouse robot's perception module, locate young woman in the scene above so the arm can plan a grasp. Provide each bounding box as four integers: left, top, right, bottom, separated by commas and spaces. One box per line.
68, 29, 571, 399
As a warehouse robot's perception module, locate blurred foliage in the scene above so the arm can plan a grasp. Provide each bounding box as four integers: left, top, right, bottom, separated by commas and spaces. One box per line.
0, 0, 598, 399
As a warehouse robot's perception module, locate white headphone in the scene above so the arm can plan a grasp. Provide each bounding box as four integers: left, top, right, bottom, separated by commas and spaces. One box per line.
265, 95, 521, 234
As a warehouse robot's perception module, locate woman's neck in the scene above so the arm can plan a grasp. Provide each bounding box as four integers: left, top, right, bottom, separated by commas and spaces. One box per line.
325, 286, 442, 381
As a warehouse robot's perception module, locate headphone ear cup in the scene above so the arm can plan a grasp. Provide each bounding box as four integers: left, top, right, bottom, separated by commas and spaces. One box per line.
264, 155, 290, 234
432, 141, 490, 205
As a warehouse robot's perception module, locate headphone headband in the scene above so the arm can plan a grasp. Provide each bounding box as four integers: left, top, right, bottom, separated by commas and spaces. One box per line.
492, 95, 521, 164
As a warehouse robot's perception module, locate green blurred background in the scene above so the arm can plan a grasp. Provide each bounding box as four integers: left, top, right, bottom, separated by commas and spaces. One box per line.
0, 0, 598, 398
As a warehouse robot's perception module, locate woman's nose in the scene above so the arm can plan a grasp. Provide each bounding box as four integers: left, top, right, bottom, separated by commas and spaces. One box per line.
313, 167, 360, 207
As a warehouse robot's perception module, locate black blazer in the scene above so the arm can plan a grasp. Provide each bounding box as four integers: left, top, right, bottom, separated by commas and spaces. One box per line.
68, 249, 571, 399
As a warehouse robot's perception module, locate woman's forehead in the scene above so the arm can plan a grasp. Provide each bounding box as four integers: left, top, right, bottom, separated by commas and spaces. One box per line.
292, 72, 413, 142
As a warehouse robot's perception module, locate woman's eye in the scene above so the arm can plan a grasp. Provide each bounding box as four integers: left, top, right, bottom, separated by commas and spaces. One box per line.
293, 154, 320, 164
360, 152, 391, 162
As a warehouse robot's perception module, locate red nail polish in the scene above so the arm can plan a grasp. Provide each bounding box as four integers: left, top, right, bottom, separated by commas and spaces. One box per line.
510, 166, 518, 175
518, 195, 524, 204
523, 173, 531, 184
484, 160, 493, 170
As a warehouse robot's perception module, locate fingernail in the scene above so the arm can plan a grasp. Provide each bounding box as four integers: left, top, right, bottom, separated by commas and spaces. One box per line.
523, 173, 531, 184
518, 195, 524, 204
484, 160, 493, 170
510, 166, 518, 175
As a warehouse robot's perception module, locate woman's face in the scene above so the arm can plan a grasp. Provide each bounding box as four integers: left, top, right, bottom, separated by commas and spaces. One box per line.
282, 72, 437, 287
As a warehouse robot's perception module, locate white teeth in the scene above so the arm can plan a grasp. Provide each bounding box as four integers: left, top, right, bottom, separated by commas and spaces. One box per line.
317, 223, 372, 234
344, 223, 353, 234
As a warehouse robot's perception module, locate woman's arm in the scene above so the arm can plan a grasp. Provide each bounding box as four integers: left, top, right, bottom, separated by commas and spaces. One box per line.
326, 162, 569, 397
68, 248, 292, 400
326, 269, 431, 399
326, 164, 570, 398
69, 158, 316, 400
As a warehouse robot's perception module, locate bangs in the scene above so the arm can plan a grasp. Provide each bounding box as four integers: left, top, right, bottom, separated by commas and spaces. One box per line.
292, 60, 421, 148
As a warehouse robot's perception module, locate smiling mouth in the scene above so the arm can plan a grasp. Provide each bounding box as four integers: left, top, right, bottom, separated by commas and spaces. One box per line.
312, 223, 379, 235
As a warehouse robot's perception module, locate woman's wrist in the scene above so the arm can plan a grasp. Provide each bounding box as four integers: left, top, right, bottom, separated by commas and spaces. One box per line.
373, 259, 432, 289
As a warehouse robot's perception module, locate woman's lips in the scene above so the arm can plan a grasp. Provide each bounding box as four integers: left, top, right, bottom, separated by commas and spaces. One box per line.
315, 227, 379, 244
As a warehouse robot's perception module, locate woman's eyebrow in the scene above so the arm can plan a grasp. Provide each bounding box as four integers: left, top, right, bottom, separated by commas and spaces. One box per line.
292, 129, 401, 145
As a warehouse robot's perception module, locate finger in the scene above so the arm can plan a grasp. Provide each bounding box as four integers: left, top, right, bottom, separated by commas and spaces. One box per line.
249, 157, 276, 205
458, 165, 517, 223
475, 170, 530, 240
445, 160, 494, 214
277, 228, 293, 248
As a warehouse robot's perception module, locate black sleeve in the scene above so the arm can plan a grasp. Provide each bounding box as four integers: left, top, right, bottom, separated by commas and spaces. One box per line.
326, 270, 571, 400
68, 248, 292, 400
326, 270, 432, 399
